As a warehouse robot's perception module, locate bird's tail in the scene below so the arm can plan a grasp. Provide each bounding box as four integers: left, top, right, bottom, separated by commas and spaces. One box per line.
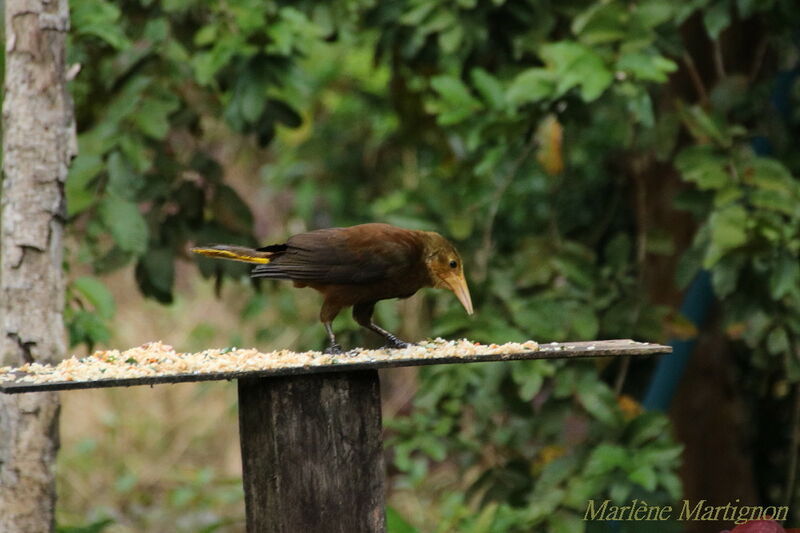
191, 245, 273, 264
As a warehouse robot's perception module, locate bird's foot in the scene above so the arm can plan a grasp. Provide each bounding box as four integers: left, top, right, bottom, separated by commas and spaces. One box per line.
324, 344, 344, 355
383, 335, 412, 350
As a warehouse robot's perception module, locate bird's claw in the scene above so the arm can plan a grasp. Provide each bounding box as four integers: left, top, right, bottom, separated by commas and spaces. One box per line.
384, 337, 412, 350
324, 344, 344, 355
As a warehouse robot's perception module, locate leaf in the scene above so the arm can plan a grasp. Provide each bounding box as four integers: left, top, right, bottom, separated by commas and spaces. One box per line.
511, 362, 547, 401
703, 0, 731, 40
678, 104, 731, 146
106, 151, 141, 200
767, 327, 789, 355
616, 52, 678, 82
626, 411, 670, 447
118, 134, 152, 174
471, 68, 505, 110
585, 444, 627, 475
386, 507, 420, 533
429, 75, 483, 124
194, 25, 218, 46
627, 88, 655, 128
237, 74, 267, 124
660, 471, 683, 500
634, 1, 676, 28
513, 299, 569, 341
67, 310, 111, 349
66, 153, 104, 216
400, 2, 437, 25
72, 0, 132, 50
711, 253, 743, 298
675, 240, 704, 289
506, 69, 555, 106
638, 444, 684, 465
57, 518, 114, 533
572, 3, 626, 44
548, 511, 585, 533
132, 96, 179, 139
770, 254, 800, 300
439, 26, 464, 55
105, 76, 150, 125
704, 205, 748, 267
267, 99, 303, 128
445, 213, 473, 240
431, 75, 479, 107
609, 481, 631, 503
139, 247, 175, 296
628, 465, 657, 491
577, 381, 620, 425
99, 195, 149, 255
746, 157, 800, 196
71, 277, 115, 320
143, 18, 169, 42
540, 41, 613, 102
192, 44, 236, 86
676, 146, 730, 190
737, 0, 772, 17
750, 191, 799, 218
569, 305, 599, 340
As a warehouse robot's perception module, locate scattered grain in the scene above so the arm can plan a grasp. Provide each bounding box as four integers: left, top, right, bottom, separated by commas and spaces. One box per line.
0, 338, 541, 386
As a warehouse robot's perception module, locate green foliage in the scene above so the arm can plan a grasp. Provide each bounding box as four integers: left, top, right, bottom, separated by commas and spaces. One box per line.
387, 506, 421, 533
57, 518, 114, 533
65, 0, 323, 338
66, 277, 116, 349
673, 105, 800, 375
388, 361, 681, 532
56, 0, 800, 529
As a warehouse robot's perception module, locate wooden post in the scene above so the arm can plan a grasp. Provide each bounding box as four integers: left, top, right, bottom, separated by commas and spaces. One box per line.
238, 370, 386, 533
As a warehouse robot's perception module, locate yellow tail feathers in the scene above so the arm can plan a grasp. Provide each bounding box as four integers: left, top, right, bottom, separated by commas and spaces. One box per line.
191, 246, 272, 264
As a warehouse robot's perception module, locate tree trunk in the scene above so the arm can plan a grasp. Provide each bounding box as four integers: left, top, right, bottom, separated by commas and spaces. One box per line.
0, 1, 75, 531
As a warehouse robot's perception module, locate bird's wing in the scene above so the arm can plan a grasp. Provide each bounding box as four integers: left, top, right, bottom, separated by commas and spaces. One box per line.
250, 224, 423, 284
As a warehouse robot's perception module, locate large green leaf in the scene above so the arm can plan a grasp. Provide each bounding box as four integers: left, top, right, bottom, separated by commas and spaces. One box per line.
71, 277, 115, 320
471, 68, 506, 110
66, 153, 104, 215
98, 195, 149, 255
507, 68, 555, 106
540, 41, 613, 101
704, 205, 748, 267
675, 146, 730, 190
106, 151, 142, 200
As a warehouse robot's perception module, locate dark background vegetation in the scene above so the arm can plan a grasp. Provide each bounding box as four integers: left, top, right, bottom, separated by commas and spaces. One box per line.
2, 0, 798, 531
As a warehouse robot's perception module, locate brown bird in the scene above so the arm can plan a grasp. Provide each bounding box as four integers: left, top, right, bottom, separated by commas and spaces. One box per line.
192, 223, 473, 353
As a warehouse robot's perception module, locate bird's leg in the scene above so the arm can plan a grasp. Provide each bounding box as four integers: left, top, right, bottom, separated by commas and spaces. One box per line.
323, 321, 343, 354
353, 302, 412, 349
321, 300, 343, 354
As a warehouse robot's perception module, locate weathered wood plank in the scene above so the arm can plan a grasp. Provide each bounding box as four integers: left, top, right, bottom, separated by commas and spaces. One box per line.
0, 340, 670, 394
238, 371, 385, 533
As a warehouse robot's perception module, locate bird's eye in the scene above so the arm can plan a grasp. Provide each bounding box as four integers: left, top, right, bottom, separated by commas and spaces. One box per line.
449, 260, 458, 268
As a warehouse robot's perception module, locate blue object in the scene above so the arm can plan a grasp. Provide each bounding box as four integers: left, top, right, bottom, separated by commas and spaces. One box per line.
642, 271, 714, 411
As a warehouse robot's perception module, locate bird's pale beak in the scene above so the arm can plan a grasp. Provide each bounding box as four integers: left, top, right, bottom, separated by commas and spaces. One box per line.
442, 272, 474, 315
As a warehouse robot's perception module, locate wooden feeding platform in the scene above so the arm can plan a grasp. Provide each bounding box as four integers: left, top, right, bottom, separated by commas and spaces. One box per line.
0, 338, 670, 532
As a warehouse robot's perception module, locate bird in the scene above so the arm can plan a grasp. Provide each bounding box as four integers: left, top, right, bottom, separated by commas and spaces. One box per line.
191, 223, 473, 353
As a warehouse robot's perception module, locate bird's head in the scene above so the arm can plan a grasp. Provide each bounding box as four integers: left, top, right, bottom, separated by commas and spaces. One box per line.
422, 232, 474, 315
